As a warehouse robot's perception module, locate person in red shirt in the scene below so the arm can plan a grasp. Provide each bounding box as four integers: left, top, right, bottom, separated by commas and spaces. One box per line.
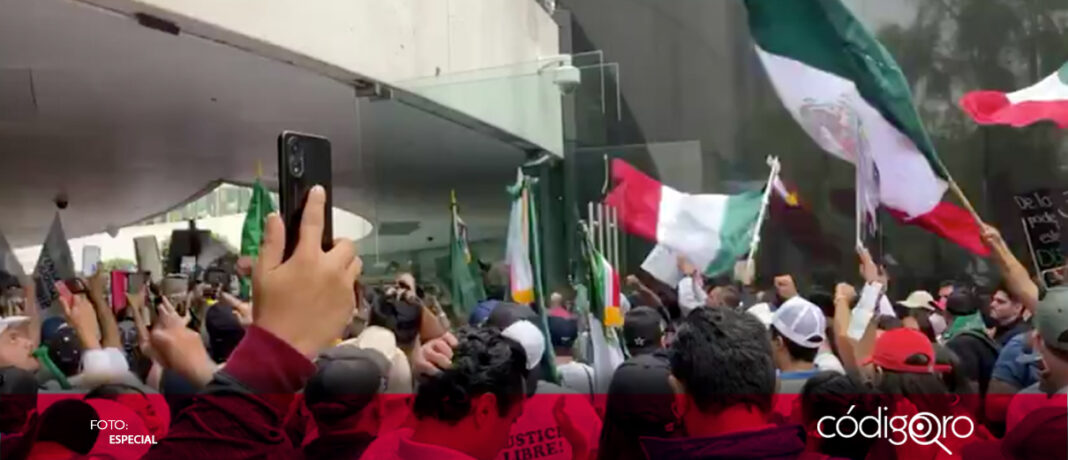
362, 326, 529, 460
640, 307, 824, 460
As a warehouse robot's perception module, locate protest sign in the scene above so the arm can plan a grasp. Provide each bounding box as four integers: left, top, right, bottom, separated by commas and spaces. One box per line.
1014, 189, 1065, 287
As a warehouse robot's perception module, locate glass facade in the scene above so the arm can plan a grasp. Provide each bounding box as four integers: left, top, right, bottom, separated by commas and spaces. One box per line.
139, 183, 272, 225
557, 0, 1068, 295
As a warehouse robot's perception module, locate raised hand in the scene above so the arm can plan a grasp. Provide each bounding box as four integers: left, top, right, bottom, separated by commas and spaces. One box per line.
980, 223, 1005, 249
735, 260, 756, 287
834, 282, 857, 305
87, 269, 108, 306
774, 274, 798, 300
59, 291, 101, 350
158, 295, 190, 329
677, 255, 697, 277
857, 246, 887, 286
126, 286, 155, 360
252, 186, 363, 358
412, 332, 458, 377
220, 292, 253, 327
151, 300, 215, 388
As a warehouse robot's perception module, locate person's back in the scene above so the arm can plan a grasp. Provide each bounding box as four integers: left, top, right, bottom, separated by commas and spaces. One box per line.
495, 381, 602, 460
640, 308, 821, 460
361, 327, 529, 460
943, 289, 1000, 395
945, 328, 999, 395
548, 315, 595, 399
799, 372, 878, 460
598, 353, 676, 460
768, 297, 827, 422
303, 344, 393, 460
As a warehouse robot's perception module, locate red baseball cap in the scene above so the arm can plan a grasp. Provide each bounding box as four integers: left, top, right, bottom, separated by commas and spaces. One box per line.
861, 328, 950, 373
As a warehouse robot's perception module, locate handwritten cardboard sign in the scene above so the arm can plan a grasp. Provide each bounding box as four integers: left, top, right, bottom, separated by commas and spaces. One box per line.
1014, 189, 1065, 287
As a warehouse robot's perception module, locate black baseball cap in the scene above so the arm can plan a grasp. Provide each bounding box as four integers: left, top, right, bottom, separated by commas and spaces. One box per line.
945, 289, 981, 316
46, 326, 82, 377
623, 307, 665, 355
304, 345, 390, 423
548, 316, 579, 349
486, 302, 538, 330
206, 304, 246, 363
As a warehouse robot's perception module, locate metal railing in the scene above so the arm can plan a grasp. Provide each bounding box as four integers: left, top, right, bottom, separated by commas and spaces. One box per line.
586, 201, 620, 270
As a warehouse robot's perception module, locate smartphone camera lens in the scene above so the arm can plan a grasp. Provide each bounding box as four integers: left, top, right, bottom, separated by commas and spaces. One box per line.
288, 139, 304, 178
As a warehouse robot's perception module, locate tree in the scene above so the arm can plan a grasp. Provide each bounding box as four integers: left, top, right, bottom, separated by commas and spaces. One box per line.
99, 258, 136, 272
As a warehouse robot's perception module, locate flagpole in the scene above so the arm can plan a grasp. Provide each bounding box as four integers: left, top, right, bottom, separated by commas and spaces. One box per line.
526, 175, 558, 383
855, 160, 863, 248
947, 179, 984, 226
745, 156, 780, 280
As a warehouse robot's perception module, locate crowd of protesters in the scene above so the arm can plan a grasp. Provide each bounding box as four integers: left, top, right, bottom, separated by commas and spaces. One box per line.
0, 186, 1065, 460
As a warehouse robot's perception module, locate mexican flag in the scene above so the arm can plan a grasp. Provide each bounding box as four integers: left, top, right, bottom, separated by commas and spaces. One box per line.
744, 0, 989, 256
581, 231, 626, 392
605, 159, 764, 277
591, 250, 623, 327
960, 62, 1068, 129
505, 171, 535, 305
239, 180, 275, 298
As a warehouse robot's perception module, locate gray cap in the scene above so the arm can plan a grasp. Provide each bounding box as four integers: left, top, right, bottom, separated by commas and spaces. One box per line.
1034, 286, 1068, 353
304, 345, 391, 420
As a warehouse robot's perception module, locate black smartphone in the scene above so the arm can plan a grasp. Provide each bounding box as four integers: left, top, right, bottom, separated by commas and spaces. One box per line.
63, 279, 88, 294
203, 267, 230, 287
278, 131, 333, 261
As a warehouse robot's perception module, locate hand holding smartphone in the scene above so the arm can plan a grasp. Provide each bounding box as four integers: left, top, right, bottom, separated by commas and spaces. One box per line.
278, 131, 333, 261
54, 279, 87, 309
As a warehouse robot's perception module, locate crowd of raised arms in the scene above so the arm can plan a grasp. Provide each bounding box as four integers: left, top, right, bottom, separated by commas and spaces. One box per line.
0, 187, 1065, 460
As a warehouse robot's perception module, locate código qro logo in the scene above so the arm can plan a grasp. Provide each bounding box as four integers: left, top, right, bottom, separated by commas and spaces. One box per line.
816, 405, 974, 455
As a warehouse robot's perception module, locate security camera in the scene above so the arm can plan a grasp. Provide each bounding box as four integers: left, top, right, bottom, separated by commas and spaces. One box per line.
54, 192, 69, 210
553, 64, 582, 94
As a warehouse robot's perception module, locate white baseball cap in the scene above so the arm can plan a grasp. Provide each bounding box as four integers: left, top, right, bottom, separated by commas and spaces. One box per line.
0, 316, 30, 336
502, 320, 545, 371
771, 297, 826, 349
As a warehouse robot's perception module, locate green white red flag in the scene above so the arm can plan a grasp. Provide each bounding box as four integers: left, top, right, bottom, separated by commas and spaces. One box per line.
744, 0, 989, 256
605, 159, 765, 277
505, 171, 535, 305
960, 61, 1068, 129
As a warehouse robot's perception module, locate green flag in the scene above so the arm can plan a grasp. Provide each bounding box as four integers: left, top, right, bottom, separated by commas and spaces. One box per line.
523, 176, 557, 383
239, 180, 274, 298
448, 191, 486, 321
